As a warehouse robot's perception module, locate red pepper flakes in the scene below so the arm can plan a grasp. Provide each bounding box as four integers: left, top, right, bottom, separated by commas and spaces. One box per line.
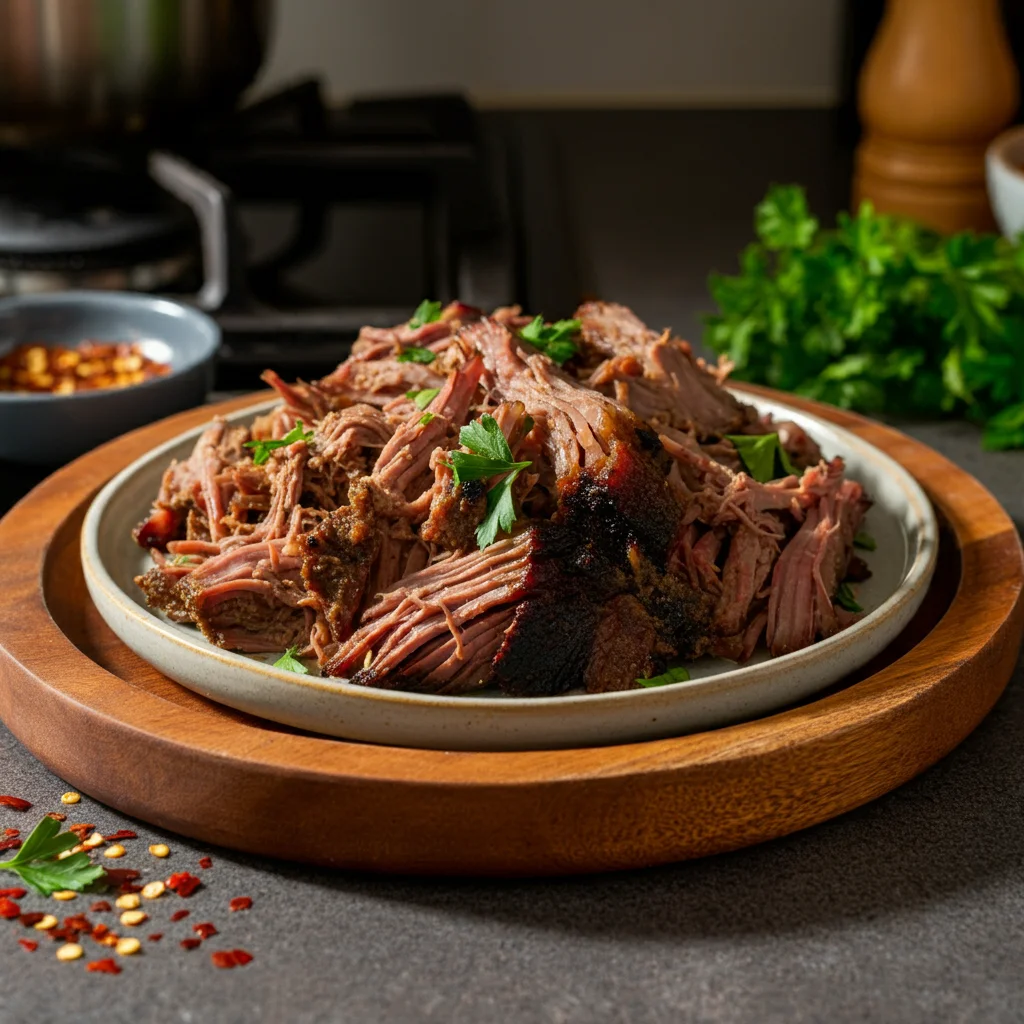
19, 913, 45, 927
68, 823, 95, 840
0, 795, 31, 812
103, 868, 140, 889
48, 927, 77, 943
166, 872, 202, 898
119, 883, 143, 894
45, 811, 66, 822
0, 898, 21, 919
147, 933, 163, 943
0, 838, 22, 853
0, 887, 27, 899
3, 828, 19, 837
211, 948, 253, 969
102, 830, 137, 842
90, 901, 112, 913
192, 922, 217, 939
86, 959, 122, 975
179, 938, 202, 951
229, 896, 253, 912
17, 938, 38, 953
198, 856, 213, 869
170, 909, 190, 922
63, 914, 92, 934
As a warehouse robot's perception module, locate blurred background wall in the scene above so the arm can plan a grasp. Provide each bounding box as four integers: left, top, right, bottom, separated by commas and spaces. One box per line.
254, 0, 847, 107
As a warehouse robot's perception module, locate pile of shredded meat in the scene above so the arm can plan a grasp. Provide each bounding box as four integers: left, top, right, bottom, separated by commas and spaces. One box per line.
132, 301, 870, 696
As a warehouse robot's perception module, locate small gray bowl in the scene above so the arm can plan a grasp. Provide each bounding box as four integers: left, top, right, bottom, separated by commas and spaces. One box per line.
0, 291, 219, 466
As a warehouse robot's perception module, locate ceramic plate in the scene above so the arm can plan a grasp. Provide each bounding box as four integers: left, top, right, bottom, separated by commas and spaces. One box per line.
80, 395, 938, 751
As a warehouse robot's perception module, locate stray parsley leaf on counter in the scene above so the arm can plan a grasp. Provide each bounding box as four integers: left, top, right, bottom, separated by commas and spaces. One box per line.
244, 421, 315, 466
448, 414, 532, 548
406, 387, 440, 410
0, 817, 105, 896
835, 582, 863, 613
273, 646, 309, 675
408, 299, 443, 329
705, 183, 1024, 450
638, 667, 691, 688
725, 432, 798, 483
396, 346, 436, 364
853, 531, 877, 551
519, 316, 581, 365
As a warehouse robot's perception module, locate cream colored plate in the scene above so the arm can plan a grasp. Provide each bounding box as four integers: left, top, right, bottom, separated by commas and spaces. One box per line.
81, 395, 938, 751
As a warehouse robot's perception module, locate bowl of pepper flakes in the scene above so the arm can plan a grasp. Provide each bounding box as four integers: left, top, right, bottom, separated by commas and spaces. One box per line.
0, 291, 218, 465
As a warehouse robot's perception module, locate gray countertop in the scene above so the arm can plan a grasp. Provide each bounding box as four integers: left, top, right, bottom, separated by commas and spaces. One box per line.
2, 111, 1023, 1024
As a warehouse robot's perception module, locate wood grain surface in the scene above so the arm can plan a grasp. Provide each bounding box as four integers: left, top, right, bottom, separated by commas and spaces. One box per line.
0, 387, 1020, 876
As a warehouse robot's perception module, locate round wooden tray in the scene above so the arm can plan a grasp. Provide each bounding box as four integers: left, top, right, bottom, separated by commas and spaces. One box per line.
0, 387, 1021, 876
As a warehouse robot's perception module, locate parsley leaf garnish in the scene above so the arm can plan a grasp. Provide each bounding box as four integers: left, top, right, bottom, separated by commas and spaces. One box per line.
170, 554, 196, 566
447, 414, 532, 548
396, 346, 436, 364
244, 420, 315, 467
419, 412, 436, 426
853, 531, 876, 551
408, 299, 443, 329
406, 387, 440, 410
724, 432, 798, 483
273, 646, 309, 674
519, 316, 581, 365
835, 581, 863, 613
0, 816, 106, 896
637, 666, 691, 688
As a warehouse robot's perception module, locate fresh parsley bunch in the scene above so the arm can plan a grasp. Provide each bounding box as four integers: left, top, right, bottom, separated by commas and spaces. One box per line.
704, 185, 1024, 449
1, 816, 106, 895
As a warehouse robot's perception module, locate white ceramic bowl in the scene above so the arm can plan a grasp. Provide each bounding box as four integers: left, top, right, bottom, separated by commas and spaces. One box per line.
81, 394, 938, 752
986, 126, 1024, 238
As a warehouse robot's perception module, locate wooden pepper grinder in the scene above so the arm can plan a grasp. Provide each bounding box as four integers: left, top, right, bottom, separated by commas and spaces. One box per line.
853, 0, 1020, 232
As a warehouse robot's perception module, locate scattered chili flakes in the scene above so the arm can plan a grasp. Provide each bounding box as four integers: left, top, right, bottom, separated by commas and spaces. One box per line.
85, 958, 122, 974
0, 795, 31, 811
198, 856, 213, 869
211, 948, 253, 969
91, 924, 110, 941
3, 828, 20, 837
19, 913, 45, 927
229, 896, 253, 912
179, 938, 202, 951
119, 883, 143, 895
17, 938, 38, 952
170, 909, 190, 922
192, 922, 217, 939
166, 872, 202, 898
147, 933, 163, 943
67, 823, 95, 840
0, 898, 21, 919
103, 868, 140, 889
0, 887, 27, 899
90, 901, 112, 913
0, 838, 22, 853
103, 830, 137, 842
63, 914, 92, 934
45, 811, 66, 822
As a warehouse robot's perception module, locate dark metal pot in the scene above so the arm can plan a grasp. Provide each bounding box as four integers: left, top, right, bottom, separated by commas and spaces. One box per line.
0, 0, 274, 137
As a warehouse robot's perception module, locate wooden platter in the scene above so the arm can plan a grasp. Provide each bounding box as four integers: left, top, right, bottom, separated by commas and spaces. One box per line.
0, 387, 1021, 876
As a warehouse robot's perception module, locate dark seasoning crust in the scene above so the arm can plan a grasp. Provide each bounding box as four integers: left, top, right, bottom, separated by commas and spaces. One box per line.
132, 301, 870, 697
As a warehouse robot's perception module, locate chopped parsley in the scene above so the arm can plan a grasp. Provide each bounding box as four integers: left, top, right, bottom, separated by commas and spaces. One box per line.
835, 581, 863, 613
406, 387, 440, 410
724, 432, 799, 483
419, 412, 436, 426
853, 530, 877, 551
396, 346, 436, 364
447, 414, 532, 548
0, 816, 106, 896
273, 646, 309, 675
519, 316, 581, 365
170, 554, 196, 566
408, 299, 443, 329
637, 666, 691, 688
244, 420, 315, 466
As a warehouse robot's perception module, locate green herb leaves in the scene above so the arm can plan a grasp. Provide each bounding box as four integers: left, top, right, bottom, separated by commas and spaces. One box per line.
244, 421, 315, 466
419, 412, 436, 426
273, 646, 308, 674
835, 581, 863, 613
519, 316, 581, 365
448, 414, 532, 548
637, 666, 691, 688
853, 531, 876, 551
408, 299, 443, 329
406, 387, 440, 410
724, 432, 798, 483
396, 346, 436, 364
706, 183, 1024, 449
0, 817, 106, 896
